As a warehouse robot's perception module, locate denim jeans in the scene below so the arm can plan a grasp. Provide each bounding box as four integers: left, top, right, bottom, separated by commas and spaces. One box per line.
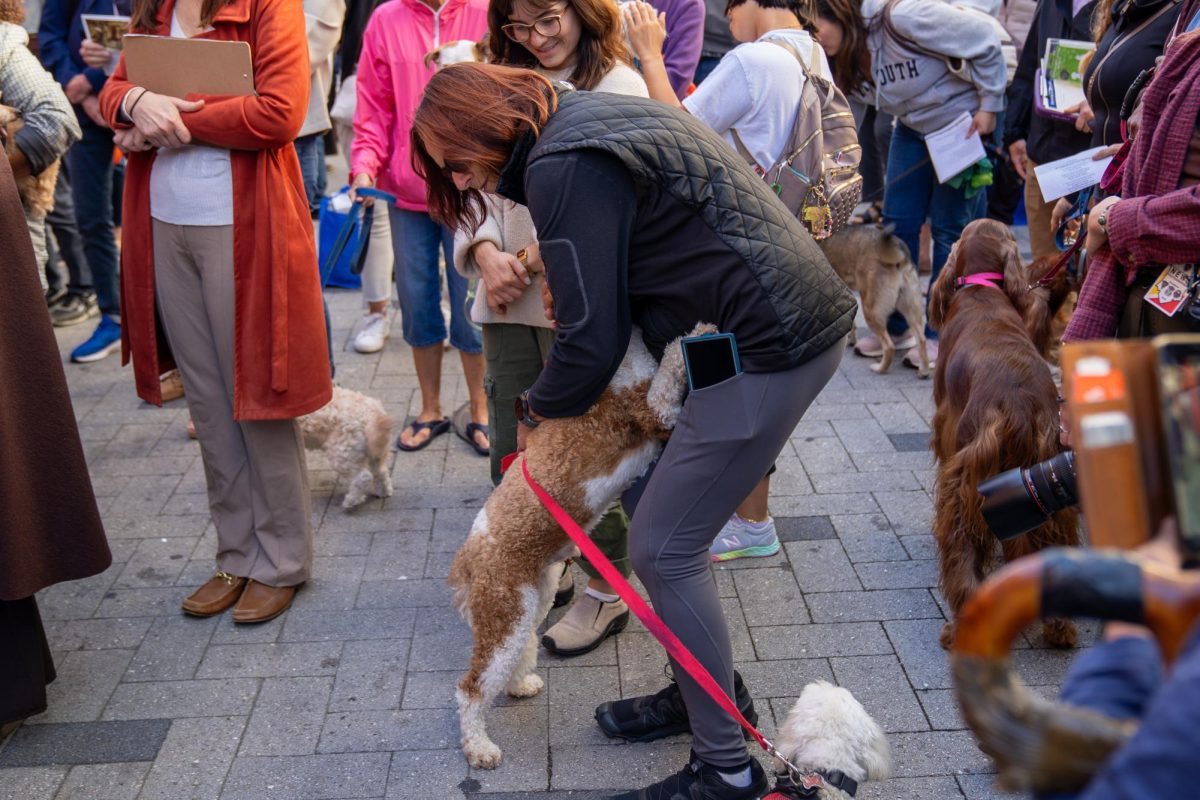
67, 124, 120, 315
45, 161, 91, 295
693, 55, 722, 86
294, 134, 324, 216
883, 122, 985, 338
387, 207, 481, 353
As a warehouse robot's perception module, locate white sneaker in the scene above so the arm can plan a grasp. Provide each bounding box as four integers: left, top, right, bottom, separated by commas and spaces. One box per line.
353, 311, 391, 353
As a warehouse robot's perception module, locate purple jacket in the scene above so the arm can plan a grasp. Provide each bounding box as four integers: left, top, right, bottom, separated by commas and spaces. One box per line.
647, 0, 705, 98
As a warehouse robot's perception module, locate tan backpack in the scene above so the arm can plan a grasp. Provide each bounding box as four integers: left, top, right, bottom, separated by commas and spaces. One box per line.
731, 38, 863, 241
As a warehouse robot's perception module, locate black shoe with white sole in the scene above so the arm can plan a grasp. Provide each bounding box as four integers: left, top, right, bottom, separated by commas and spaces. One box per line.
595, 670, 757, 743
608, 751, 768, 800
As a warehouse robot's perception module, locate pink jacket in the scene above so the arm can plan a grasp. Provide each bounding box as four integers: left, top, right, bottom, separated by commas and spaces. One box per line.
351, 0, 489, 211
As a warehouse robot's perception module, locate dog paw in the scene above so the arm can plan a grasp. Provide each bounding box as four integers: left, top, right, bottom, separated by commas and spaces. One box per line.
939, 622, 955, 651
917, 368, 931, 379
870, 361, 890, 374
465, 741, 503, 769
507, 673, 544, 698
341, 495, 365, 510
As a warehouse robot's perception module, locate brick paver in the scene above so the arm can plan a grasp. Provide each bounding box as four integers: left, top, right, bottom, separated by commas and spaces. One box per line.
2, 257, 1078, 799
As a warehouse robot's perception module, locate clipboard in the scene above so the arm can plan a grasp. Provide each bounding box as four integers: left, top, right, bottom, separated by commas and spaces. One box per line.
124, 34, 255, 97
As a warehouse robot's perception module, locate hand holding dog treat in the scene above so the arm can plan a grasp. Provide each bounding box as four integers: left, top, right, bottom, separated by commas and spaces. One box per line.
474, 241, 530, 313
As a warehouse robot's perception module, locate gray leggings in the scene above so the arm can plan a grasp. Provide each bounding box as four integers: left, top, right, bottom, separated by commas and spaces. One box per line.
623, 339, 845, 767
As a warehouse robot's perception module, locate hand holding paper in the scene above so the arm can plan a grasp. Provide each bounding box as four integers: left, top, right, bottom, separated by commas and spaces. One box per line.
1033, 147, 1115, 202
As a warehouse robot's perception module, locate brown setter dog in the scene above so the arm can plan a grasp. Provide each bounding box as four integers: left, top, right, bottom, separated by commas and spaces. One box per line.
928, 219, 1079, 650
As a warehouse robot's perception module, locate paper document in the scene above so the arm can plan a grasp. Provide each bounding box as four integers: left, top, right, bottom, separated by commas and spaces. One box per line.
1033, 147, 1114, 202
925, 113, 986, 184
82, 14, 130, 50
1040, 38, 1093, 115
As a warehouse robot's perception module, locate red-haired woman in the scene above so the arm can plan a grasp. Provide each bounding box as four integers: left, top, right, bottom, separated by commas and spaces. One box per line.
98, 0, 331, 623
414, 62, 854, 799
452, 0, 646, 658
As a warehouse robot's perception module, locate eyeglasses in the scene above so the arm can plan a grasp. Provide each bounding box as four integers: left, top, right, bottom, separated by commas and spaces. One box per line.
501, 11, 564, 44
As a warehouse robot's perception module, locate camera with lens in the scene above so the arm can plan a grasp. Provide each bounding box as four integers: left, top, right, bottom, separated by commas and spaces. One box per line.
978, 335, 1200, 554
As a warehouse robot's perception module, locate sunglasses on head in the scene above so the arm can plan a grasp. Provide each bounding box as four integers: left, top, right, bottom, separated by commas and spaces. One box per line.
501, 7, 566, 43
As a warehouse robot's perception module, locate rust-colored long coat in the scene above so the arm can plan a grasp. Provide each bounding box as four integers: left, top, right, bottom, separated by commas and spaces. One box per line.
98, 0, 332, 419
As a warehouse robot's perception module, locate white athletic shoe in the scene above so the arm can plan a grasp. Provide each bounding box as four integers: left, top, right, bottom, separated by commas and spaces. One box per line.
353, 311, 391, 354
709, 515, 780, 562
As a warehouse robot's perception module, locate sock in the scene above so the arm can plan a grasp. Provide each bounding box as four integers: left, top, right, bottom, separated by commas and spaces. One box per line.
585, 586, 620, 603
717, 763, 753, 788
734, 513, 772, 530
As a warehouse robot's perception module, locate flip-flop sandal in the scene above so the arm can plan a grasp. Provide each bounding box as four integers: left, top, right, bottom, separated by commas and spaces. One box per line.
396, 417, 451, 452
451, 402, 490, 457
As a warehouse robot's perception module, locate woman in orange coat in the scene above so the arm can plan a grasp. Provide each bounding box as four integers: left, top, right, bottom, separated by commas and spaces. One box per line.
98, 0, 332, 623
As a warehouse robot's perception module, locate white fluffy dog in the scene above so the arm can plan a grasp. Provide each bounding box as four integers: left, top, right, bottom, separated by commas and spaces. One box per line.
299, 386, 394, 509
448, 324, 710, 769
423, 36, 490, 70
768, 681, 891, 799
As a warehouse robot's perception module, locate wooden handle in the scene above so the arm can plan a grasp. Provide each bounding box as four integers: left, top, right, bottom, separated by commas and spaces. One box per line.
951, 548, 1200, 792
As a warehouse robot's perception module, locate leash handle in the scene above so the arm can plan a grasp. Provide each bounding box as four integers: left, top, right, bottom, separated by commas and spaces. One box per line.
520, 457, 776, 753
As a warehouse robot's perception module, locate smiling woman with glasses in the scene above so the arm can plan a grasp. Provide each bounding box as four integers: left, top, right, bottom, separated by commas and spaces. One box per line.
487, 0, 631, 88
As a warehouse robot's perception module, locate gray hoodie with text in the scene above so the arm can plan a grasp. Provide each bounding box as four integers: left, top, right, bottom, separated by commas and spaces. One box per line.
863, 0, 1007, 134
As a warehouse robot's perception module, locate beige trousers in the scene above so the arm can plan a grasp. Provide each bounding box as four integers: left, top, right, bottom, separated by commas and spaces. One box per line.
153, 219, 313, 587
1023, 160, 1059, 260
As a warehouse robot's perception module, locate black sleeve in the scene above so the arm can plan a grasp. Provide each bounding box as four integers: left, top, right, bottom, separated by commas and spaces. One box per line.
1004, 6, 1042, 148
525, 150, 637, 418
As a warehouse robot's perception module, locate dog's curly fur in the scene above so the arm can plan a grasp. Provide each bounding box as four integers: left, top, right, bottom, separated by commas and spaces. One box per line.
819, 223, 930, 377
448, 324, 711, 769
771, 681, 890, 799
928, 220, 1079, 651
299, 386, 394, 509
1, 103, 58, 217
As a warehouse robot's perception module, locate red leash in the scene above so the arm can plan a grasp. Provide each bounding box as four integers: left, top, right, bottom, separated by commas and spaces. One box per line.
519, 455, 792, 760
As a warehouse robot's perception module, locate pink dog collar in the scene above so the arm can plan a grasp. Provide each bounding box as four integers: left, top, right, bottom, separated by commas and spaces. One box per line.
955, 272, 1006, 290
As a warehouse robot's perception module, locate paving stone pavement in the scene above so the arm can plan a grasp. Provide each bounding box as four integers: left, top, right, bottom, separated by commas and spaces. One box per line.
3, 261, 1086, 800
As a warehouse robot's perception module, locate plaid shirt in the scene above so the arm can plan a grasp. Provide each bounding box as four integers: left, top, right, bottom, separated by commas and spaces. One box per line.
0, 22, 79, 175
1065, 16, 1200, 341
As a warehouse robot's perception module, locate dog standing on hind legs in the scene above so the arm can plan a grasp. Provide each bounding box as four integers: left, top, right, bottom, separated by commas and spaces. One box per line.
448, 325, 706, 769
928, 220, 1079, 651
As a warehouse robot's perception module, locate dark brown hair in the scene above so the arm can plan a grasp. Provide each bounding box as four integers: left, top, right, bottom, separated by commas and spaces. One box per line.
411, 63, 556, 232
816, 0, 872, 94
0, 0, 25, 25
725, 0, 816, 27
130, 0, 235, 32
488, 0, 630, 91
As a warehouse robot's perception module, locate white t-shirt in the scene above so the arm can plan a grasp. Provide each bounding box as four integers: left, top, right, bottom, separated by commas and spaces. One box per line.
683, 28, 831, 171
149, 11, 234, 226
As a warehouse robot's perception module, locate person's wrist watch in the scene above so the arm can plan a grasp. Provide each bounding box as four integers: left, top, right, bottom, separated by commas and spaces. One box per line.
515, 390, 540, 428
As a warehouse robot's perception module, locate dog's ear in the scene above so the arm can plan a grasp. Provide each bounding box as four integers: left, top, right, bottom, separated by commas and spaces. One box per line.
422, 48, 442, 70
927, 242, 959, 333
475, 32, 492, 63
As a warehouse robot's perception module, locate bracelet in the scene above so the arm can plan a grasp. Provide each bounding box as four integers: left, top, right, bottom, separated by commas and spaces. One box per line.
127, 88, 149, 119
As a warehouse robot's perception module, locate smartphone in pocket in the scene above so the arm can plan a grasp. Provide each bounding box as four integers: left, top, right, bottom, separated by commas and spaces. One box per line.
681, 332, 742, 392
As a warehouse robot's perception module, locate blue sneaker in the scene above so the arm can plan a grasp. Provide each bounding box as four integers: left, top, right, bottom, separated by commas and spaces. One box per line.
70, 315, 121, 363
709, 514, 780, 562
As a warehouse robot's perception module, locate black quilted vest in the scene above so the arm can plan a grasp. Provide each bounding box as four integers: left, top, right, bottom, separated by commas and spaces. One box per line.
527, 91, 856, 367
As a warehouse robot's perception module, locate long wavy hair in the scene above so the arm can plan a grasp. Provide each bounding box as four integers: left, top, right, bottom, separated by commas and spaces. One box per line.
411, 63, 557, 232
488, 0, 631, 91
816, 0, 872, 93
1090, 0, 1122, 42
131, 0, 235, 32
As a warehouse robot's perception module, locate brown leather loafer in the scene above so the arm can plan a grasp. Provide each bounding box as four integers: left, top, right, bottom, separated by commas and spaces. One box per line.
182, 572, 247, 617
231, 581, 297, 624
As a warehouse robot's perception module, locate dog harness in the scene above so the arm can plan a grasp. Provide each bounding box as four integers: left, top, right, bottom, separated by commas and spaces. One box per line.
955, 271, 1006, 290
766, 768, 859, 798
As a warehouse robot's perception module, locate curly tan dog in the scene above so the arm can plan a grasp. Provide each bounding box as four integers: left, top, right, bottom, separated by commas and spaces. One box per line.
299, 386, 394, 509
928, 219, 1078, 651
448, 324, 707, 769
0, 103, 58, 217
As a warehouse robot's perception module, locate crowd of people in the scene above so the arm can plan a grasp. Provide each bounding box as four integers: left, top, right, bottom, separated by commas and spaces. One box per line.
4, 0, 1200, 794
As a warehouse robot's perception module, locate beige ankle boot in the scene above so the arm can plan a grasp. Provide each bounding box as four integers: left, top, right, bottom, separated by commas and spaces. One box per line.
542, 592, 629, 656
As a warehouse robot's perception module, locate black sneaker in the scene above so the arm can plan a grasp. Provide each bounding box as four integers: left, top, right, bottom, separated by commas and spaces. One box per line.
50, 292, 99, 327
595, 670, 757, 743
609, 751, 768, 800
45, 286, 67, 306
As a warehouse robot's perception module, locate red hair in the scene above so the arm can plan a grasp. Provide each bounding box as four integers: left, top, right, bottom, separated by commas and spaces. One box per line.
411, 63, 557, 232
